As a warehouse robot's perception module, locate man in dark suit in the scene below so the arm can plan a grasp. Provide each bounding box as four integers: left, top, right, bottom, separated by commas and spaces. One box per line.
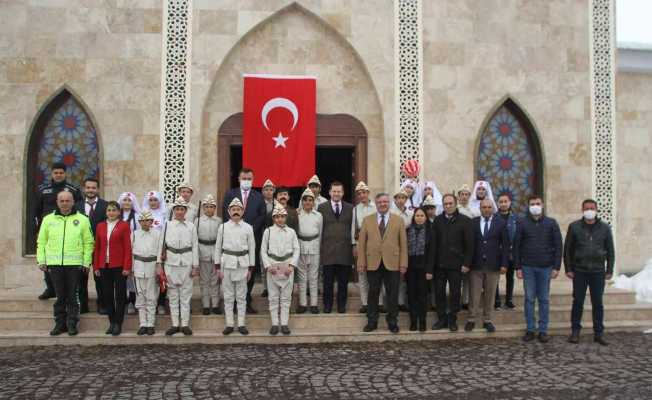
432, 193, 473, 332
318, 181, 354, 313
75, 178, 108, 314
466, 198, 508, 333
222, 167, 267, 313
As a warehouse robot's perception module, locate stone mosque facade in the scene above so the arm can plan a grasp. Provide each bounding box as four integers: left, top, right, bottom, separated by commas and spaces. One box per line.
0, 0, 650, 290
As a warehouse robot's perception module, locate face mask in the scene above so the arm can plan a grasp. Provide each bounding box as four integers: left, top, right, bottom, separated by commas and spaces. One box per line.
240, 180, 252, 190
529, 205, 542, 216
583, 210, 597, 220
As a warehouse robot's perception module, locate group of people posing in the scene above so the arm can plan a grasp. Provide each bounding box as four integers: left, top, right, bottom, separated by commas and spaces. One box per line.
34, 162, 615, 345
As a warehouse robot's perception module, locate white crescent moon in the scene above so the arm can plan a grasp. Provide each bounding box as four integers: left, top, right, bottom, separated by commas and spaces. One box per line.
261, 97, 299, 132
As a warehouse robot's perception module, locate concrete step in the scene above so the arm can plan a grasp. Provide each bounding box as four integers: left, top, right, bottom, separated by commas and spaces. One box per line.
0, 320, 650, 347
2, 303, 652, 332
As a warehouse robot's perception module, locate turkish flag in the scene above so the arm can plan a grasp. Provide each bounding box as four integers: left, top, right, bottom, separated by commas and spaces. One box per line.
242, 74, 316, 187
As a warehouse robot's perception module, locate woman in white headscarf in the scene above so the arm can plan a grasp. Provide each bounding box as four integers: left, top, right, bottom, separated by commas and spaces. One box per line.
469, 180, 498, 217
422, 180, 444, 216
141, 191, 168, 231
401, 179, 422, 211
118, 192, 141, 233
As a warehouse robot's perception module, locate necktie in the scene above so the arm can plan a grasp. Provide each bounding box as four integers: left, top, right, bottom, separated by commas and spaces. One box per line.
379, 214, 386, 236
483, 217, 489, 237
242, 190, 249, 210
335, 203, 340, 217
88, 201, 96, 221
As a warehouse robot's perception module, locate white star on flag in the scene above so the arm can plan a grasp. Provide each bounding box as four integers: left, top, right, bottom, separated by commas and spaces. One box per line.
272, 132, 288, 148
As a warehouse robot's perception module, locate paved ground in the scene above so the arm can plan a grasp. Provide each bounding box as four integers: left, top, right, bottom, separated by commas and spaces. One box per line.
1, 333, 651, 400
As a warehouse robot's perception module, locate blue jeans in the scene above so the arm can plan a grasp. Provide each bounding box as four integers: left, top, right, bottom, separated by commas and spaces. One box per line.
571, 271, 605, 335
522, 266, 552, 333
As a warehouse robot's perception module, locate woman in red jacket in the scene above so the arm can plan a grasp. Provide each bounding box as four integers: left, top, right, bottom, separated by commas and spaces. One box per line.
93, 201, 133, 336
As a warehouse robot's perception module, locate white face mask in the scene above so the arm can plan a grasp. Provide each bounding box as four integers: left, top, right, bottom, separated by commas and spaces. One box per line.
583, 210, 597, 220
240, 179, 252, 191
529, 205, 543, 216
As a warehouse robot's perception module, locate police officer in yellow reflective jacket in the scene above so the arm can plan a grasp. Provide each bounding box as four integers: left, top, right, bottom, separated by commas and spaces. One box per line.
37, 191, 94, 336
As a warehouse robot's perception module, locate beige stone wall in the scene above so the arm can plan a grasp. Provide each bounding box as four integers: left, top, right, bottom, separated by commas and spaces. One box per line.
0, 0, 162, 286
190, 0, 394, 201
616, 71, 652, 274
421, 0, 592, 235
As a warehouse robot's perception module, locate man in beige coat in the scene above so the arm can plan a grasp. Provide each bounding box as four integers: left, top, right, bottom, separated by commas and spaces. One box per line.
357, 192, 408, 333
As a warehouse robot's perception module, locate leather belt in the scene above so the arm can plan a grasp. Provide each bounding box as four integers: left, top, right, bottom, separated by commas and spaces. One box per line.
133, 254, 157, 262
298, 233, 319, 241
167, 246, 192, 254
267, 252, 294, 262
198, 238, 217, 246
222, 249, 248, 257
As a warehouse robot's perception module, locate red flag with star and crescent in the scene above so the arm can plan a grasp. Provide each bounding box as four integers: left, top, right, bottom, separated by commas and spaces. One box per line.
242, 74, 316, 187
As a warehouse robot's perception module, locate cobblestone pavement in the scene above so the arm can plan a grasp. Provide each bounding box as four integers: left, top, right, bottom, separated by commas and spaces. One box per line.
1, 333, 651, 400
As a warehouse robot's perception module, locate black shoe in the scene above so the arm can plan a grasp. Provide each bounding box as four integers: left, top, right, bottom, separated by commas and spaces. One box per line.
68, 324, 78, 336
359, 305, 367, 314
222, 326, 234, 335
246, 305, 258, 314
389, 324, 399, 334
464, 321, 475, 332
49, 324, 67, 336
261, 289, 269, 298
269, 325, 279, 335
238, 326, 249, 335
323, 307, 332, 314
483, 322, 496, 333
105, 324, 113, 335
146, 327, 155, 336
296, 306, 307, 314
409, 321, 417, 331
522, 331, 536, 342
379, 305, 386, 313
449, 321, 458, 332
181, 326, 193, 336
568, 331, 580, 344
398, 305, 409, 312
111, 323, 122, 336
281, 325, 291, 335
418, 318, 426, 332
39, 290, 55, 300
461, 303, 469, 310
165, 326, 180, 336
337, 307, 346, 314
538, 332, 550, 343
494, 302, 501, 310
432, 319, 448, 330
212, 307, 222, 315
137, 327, 148, 336
594, 335, 609, 346
202, 308, 210, 315
310, 306, 319, 314
504, 301, 515, 309
363, 324, 377, 333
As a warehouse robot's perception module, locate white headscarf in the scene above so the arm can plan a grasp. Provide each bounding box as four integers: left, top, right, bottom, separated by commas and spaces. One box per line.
470, 180, 498, 215
423, 180, 444, 216
118, 192, 141, 231
141, 190, 168, 231
400, 178, 422, 210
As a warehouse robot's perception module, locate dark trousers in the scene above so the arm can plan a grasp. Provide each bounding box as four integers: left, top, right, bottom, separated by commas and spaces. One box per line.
100, 267, 127, 325
434, 269, 462, 320
367, 263, 400, 326
571, 271, 605, 335
495, 260, 515, 304
49, 266, 82, 328
407, 267, 427, 323
323, 264, 350, 311
43, 270, 55, 294
78, 270, 90, 311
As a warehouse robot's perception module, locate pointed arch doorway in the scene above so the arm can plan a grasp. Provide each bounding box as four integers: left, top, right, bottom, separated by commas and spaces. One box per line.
217, 113, 367, 209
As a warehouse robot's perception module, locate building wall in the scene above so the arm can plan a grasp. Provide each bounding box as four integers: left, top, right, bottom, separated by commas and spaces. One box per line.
615, 71, 652, 273
0, 0, 163, 287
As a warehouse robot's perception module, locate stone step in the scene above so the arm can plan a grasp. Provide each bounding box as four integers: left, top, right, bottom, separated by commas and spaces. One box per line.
0, 320, 650, 347
0, 286, 637, 313
2, 303, 652, 332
